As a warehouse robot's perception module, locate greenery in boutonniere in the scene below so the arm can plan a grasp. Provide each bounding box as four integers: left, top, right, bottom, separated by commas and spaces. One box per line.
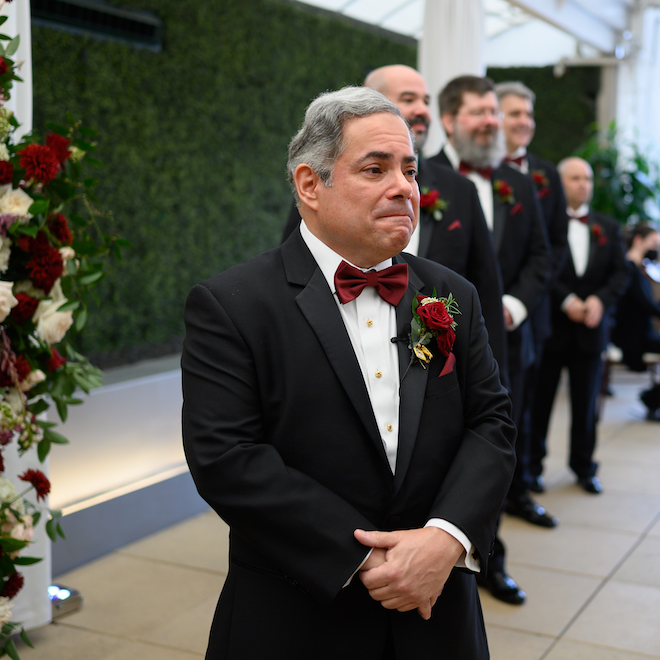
419, 187, 447, 221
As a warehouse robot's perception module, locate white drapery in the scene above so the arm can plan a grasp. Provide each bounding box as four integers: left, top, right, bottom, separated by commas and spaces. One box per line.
1, 0, 51, 632
418, 0, 486, 158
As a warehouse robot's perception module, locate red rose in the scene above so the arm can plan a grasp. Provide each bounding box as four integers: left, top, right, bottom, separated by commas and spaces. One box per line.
19, 144, 60, 185
1, 572, 24, 599
511, 202, 523, 215
48, 213, 73, 245
46, 347, 67, 372
436, 326, 456, 357
0, 57, 7, 77
416, 297, 454, 331
495, 180, 512, 197
11, 292, 40, 324
0, 160, 13, 185
19, 469, 51, 501
17, 235, 32, 252
420, 189, 440, 208
46, 133, 72, 167
0, 354, 31, 388
532, 172, 544, 185
25, 231, 64, 293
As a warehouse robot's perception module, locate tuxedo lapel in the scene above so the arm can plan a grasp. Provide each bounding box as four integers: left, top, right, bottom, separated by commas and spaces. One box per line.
417, 160, 435, 260
492, 199, 507, 254
393, 261, 429, 492
283, 232, 388, 467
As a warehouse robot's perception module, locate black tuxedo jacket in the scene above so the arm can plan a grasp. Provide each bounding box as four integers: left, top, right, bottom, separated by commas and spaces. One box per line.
430, 149, 550, 371
524, 154, 569, 342
281, 160, 507, 374
545, 211, 629, 355
182, 229, 516, 659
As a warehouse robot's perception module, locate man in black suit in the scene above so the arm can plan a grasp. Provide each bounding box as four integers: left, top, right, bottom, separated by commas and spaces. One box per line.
530, 157, 629, 494
495, 81, 569, 517
429, 75, 551, 605
282, 65, 507, 374
182, 87, 516, 659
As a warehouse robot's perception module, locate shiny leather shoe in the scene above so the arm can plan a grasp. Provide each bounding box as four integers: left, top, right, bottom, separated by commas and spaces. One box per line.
477, 570, 526, 605
578, 475, 603, 494
529, 475, 545, 493
506, 493, 558, 528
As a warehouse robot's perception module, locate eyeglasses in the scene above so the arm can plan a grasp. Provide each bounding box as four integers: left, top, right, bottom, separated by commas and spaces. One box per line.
456, 109, 503, 120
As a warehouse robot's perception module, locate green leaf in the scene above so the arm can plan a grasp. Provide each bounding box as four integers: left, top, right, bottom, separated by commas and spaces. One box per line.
28, 398, 50, 416
19, 629, 34, 649
78, 271, 104, 286
37, 435, 51, 462
45, 122, 69, 136
56, 300, 80, 313
12, 556, 42, 566
31, 511, 41, 527
83, 178, 99, 188
45, 518, 57, 542
0, 16, 8, 27
79, 126, 98, 138
72, 138, 95, 151
5, 638, 19, 660
28, 199, 49, 216
56, 523, 66, 539
44, 429, 69, 445
83, 156, 103, 167
5, 35, 20, 58
75, 308, 88, 332
69, 213, 88, 228
54, 397, 68, 423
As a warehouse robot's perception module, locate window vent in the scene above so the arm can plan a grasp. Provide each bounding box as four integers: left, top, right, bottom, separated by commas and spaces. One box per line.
31, 0, 163, 52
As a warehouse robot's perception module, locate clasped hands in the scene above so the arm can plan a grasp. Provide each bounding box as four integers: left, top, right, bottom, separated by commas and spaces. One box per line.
354, 527, 464, 620
565, 295, 603, 328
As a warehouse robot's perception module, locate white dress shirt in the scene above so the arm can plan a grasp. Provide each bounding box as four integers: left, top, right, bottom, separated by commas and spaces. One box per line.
300, 221, 478, 572
505, 146, 529, 174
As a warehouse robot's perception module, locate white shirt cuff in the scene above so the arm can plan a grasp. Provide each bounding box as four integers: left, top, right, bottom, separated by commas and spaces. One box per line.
502, 294, 528, 331
561, 293, 578, 312
343, 548, 373, 588
425, 519, 480, 573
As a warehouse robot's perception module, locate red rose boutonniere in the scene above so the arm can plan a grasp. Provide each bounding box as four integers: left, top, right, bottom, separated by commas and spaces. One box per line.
591, 223, 607, 246
531, 169, 550, 199
493, 179, 514, 205
420, 187, 448, 221
410, 291, 460, 367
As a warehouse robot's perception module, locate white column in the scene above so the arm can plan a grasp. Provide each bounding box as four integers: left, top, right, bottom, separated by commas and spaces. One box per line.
418, 0, 486, 157
1, 0, 51, 631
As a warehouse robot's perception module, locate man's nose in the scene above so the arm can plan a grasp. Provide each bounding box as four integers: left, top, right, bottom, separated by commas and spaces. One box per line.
389, 170, 414, 198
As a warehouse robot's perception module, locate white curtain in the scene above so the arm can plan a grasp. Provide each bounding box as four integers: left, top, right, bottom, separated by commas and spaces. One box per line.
418, 0, 486, 157
1, 0, 50, 632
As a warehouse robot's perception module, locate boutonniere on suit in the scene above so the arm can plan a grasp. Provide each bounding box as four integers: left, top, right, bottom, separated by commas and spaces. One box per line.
420, 186, 448, 221
591, 223, 608, 246
493, 179, 514, 205
409, 291, 460, 368
531, 169, 550, 199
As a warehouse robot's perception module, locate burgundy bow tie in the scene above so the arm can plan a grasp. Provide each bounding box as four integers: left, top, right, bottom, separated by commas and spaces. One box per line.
334, 260, 408, 306
504, 155, 525, 167
458, 161, 493, 179
570, 214, 589, 224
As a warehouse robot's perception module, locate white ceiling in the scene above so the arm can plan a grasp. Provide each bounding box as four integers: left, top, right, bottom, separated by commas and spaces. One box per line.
294, 0, 639, 65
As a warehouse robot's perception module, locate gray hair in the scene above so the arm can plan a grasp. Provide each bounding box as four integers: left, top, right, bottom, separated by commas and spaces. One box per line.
494, 81, 536, 105
287, 86, 405, 205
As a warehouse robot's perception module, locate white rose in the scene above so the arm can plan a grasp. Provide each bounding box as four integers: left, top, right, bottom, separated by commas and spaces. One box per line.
0, 236, 11, 273
33, 298, 74, 344
3, 388, 26, 415
0, 280, 17, 323
19, 368, 46, 392
0, 187, 33, 221
0, 143, 9, 162
0, 597, 13, 627
0, 476, 24, 511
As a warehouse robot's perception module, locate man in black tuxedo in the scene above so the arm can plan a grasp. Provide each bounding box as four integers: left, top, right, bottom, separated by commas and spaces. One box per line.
530, 157, 629, 494
495, 81, 569, 518
429, 75, 550, 605
282, 65, 507, 374
182, 87, 516, 659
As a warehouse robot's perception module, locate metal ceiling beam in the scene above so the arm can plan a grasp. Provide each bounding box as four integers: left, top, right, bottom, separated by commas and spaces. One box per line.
505, 0, 626, 52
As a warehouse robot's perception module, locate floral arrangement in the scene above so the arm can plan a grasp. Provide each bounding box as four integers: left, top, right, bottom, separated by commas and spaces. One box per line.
531, 169, 550, 199
409, 291, 460, 367
419, 187, 447, 221
0, 11, 124, 657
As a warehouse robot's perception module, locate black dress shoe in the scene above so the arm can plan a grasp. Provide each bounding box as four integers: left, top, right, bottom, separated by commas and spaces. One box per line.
506, 493, 558, 527
529, 475, 545, 493
477, 570, 526, 605
578, 475, 603, 494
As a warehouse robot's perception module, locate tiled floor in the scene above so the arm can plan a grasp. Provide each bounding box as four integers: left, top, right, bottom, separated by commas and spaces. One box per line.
15, 367, 660, 659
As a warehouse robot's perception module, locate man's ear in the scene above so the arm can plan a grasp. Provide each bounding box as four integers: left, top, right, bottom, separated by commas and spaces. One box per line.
440, 112, 455, 139
294, 164, 321, 211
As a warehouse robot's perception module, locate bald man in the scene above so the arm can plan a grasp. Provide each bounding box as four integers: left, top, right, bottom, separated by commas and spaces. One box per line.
282, 66, 507, 377
530, 157, 628, 494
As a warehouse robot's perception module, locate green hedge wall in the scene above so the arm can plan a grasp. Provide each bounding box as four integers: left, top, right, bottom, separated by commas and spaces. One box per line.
31, 2, 599, 367
31, 0, 416, 366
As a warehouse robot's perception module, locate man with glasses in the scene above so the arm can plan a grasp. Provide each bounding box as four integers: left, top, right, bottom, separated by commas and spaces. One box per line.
430, 75, 550, 606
